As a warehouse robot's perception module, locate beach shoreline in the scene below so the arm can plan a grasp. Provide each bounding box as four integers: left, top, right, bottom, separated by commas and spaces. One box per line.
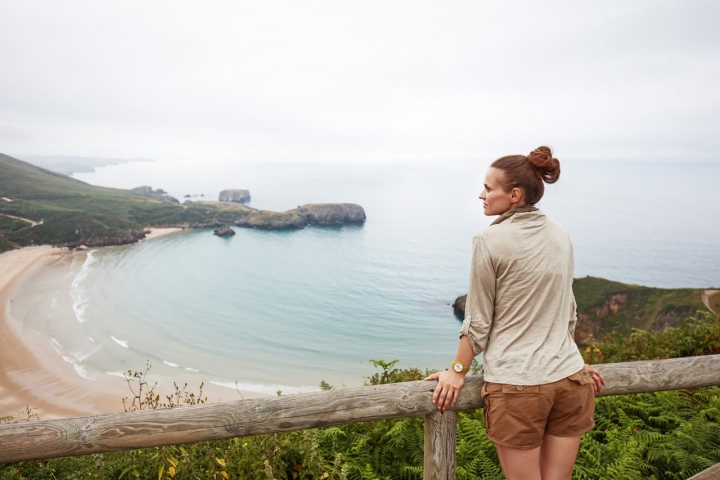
0, 245, 125, 420
0, 228, 267, 421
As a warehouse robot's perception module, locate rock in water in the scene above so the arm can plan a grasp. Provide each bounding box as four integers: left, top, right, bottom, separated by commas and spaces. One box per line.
219, 189, 251, 204
452, 295, 467, 319
213, 225, 235, 237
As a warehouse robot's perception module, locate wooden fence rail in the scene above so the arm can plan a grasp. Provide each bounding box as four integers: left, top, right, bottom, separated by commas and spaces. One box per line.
2, 354, 720, 479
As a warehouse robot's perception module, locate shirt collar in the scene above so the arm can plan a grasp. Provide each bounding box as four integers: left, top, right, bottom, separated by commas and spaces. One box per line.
491, 205, 539, 226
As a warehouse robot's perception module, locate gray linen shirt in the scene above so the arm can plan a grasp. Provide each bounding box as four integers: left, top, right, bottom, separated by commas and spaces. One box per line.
460, 209, 585, 385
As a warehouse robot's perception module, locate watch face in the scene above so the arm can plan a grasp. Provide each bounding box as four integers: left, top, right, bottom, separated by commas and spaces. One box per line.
453, 362, 463, 372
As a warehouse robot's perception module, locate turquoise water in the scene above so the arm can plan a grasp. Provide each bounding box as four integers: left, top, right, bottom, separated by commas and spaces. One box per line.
10, 159, 720, 394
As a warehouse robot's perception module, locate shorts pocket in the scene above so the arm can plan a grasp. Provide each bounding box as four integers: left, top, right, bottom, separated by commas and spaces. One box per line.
567, 370, 594, 386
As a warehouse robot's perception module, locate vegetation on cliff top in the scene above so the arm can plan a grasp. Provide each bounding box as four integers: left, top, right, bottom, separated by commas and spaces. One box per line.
572, 276, 713, 343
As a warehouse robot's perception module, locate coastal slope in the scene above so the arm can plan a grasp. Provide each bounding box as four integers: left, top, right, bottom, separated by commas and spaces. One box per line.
0, 153, 366, 251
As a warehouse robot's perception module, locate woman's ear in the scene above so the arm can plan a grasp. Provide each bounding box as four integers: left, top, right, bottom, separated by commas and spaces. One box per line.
510, 187, 524, 205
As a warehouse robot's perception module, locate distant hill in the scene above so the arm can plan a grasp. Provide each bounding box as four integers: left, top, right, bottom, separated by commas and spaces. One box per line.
13, 155, 152, 176
0, 153, 365, 252
0, 153, 224, 251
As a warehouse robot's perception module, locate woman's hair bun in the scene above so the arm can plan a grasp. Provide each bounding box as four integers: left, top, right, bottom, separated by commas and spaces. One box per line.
527, 146, 560, 184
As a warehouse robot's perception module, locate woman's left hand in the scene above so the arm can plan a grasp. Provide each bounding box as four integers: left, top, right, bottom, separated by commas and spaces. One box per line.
425, 370, 465, 411
584, 364, 606, 394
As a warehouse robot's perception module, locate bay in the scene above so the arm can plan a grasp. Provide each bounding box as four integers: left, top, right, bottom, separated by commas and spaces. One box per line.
11, 158, 720, 394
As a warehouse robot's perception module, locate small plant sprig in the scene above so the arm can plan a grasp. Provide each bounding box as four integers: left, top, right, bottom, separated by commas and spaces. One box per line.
122, 361, 160, 411
122, 361, 207, 412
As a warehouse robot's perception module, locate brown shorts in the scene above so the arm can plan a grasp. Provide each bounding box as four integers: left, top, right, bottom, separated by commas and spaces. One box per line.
481, 369, 596, 450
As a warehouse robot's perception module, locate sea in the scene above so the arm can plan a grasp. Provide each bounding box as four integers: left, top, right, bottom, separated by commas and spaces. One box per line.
8, 158, 720, 395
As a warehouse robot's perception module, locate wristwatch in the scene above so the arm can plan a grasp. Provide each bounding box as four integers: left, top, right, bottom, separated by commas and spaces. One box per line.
451, 360, 469, 373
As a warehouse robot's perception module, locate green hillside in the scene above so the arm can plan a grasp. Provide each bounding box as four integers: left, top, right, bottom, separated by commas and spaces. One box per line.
573, 276, 711, 342
0, 153, 228, 251
0, 153, 366, 252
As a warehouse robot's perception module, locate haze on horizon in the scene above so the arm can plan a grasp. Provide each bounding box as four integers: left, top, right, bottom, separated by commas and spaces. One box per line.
1, 1, 719, 164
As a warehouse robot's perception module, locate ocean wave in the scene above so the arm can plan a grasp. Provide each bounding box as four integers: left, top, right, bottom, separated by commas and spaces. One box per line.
210, 381, 320, 395
59, 355, 94, 380
71, 345, 101, 362
70, 250, 98, 324
110, 335, 129, 348
106, 371, 127, 378
73, 363, 92, 380
185, 367, 200, 372
163, 361, 180, 368
49, 337, 63, 354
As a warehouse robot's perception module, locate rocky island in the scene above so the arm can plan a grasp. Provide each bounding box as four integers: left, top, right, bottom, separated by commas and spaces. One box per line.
213, 225, 235, 237
218, 189, 251, 204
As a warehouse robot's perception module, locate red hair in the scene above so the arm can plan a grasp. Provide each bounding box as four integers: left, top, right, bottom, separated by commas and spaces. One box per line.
490, 146, 560, 205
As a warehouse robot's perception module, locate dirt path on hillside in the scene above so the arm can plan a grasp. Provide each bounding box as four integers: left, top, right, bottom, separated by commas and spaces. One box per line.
702, 289, 719, 316
0, 213, 38, 227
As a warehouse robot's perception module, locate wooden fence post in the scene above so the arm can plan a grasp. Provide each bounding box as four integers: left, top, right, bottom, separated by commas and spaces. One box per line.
424, 410, 457, 480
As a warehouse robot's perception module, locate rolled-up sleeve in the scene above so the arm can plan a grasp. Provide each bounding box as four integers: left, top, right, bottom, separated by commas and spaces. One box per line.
459, 234, 496, 357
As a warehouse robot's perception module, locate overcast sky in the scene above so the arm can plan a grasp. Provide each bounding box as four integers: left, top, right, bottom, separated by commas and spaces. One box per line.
1, 1, 719, 163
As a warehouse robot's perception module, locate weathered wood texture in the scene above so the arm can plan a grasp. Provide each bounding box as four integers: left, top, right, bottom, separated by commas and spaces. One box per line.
687, 462, 720, 480
1, 355, 720, 463
424, 411, 457, 480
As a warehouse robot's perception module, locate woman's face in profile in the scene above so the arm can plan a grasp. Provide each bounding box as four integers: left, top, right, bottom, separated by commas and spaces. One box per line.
479, 167, 516, 216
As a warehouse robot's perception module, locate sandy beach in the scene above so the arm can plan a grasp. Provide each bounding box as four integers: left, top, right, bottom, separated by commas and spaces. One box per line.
141, 227, 183, 242
0, 228, 263, 421
0, 245, 127, 420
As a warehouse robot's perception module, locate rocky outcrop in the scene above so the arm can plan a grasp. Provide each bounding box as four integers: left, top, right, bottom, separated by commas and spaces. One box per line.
452, 295, 467, 319
131, 186, 179, 203
66, 229, 148, 249
235, 212, 306, 230
219, 189, 251, 204
213, 225, 235, 237
296, 203, 366, 225
234, 203, 366, 230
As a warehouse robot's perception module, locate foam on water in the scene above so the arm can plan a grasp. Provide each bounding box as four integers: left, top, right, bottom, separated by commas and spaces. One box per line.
111, 336, 129, 348
71, 250, 99, 324
49, 337, 63, 354
71, 345, 101, 362
73, 363, 92, 380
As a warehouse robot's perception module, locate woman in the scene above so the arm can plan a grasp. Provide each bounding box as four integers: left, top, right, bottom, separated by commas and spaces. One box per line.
425, 146, 605, 480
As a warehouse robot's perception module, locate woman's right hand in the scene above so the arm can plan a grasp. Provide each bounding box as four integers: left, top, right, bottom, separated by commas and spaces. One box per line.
424, 369, 466, 411
584, 364, 606, 394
